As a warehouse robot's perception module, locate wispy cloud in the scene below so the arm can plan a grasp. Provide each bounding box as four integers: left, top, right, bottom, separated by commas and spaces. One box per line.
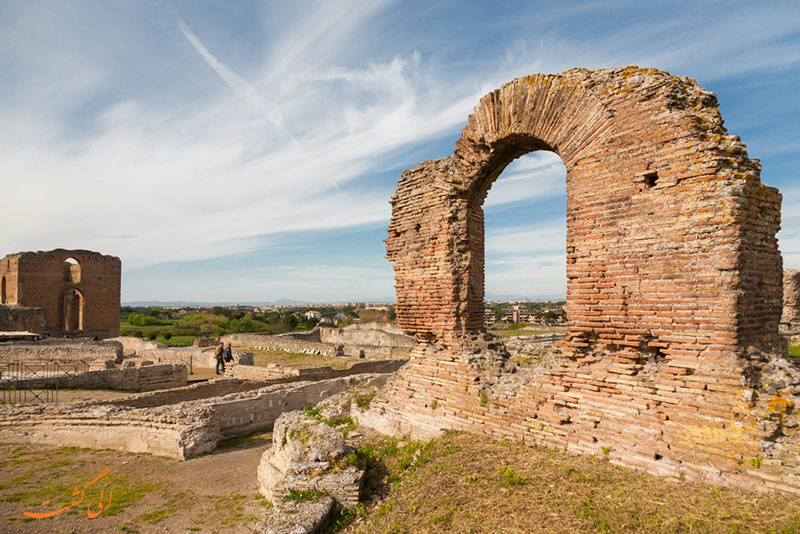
1, 1, 797, 301
179, 21, 266, 111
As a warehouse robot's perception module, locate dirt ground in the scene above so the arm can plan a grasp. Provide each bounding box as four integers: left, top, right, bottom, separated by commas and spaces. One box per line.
0, 432, 274, 534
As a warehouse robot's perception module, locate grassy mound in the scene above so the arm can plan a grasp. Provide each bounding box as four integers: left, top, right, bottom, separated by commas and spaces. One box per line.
337, 431, 800, 534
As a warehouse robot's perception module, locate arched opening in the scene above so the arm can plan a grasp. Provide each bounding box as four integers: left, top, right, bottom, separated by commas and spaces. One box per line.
481, 151, 567, 334
63, 257, 81, 284
1, 276, 5, 304
62, 288, 84, 331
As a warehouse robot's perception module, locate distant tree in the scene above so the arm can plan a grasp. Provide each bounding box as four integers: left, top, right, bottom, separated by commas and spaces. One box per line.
129, 314, 166, 327
163, 332, 172, 340
148, 332, 158, 341
388, 306, 397, 321
282, 314, 298, 330
210, 306, 232, 318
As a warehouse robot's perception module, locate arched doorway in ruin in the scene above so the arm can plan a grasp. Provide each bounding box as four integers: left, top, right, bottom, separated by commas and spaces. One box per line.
482, 151, 567, 328
62, 288, 84, 331
387, 67, 783, 357
1, 276, 6, 304
63, 257, 81, 284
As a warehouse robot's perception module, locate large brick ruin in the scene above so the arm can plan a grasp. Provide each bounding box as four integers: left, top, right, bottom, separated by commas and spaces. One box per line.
366, 67, 800, 493
0, 249, 121, 338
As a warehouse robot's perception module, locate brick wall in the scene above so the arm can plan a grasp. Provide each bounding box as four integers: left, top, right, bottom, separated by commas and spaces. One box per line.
373, 67, 797, 493
0, 305, 45, 333
0, 249, 121, 337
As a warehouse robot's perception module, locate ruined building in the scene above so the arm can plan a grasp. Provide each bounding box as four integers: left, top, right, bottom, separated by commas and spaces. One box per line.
363, 67, 800, 493
783, 269, 800, 326
0, 249, 121, 338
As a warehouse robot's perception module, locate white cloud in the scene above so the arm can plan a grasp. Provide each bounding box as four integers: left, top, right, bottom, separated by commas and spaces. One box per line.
486, 222, 566, 256
1, 1, 797, 301
484, 152, 566, 208
179, 22, 267, 113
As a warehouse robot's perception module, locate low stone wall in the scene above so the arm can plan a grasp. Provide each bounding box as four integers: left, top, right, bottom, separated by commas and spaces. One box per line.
223, 329, 412, 360
105, 378, 273, 409
202, 374, 390, 438
0, 373, 389, 459
111, 336, 165, 354
1, 363, 187, 392
0, 305, 45, 334
0, 402, 219, 459
229, 359, 406, 381
0, 339, 122, 362
223, 333, 334, 356
318, 324, 414, 349
111, 337, 253, 368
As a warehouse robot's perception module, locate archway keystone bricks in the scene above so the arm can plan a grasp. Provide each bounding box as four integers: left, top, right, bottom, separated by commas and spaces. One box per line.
375, 67, 800, 493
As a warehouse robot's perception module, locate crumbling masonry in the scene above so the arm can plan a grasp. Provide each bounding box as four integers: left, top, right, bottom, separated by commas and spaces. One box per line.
783, 269, 800, 326
365, 67, 800, 493
0, 249, 121, 338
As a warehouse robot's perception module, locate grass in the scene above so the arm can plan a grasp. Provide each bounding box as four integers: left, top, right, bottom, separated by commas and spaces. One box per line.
283, 488, 325, 503
249, 348, 355, 370
343, 431, 800, 534
487, 324, 568, 338
216, 431, 273, 451
790, 345, 800, 358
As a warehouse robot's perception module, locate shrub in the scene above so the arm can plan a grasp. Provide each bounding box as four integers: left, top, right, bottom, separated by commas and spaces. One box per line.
128, 314, 166, 327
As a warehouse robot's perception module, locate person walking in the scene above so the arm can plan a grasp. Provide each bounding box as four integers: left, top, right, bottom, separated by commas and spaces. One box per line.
214, 342, 225, 375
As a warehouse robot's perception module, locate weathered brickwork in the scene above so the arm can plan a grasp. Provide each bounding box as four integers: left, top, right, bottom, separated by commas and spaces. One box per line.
372, 67, 798, 493
0, 304, 45, 333
0, 249, 121, 337
783, 269, 800, 325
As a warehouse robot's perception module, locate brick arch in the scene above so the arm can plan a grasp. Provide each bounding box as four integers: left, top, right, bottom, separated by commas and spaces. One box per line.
387, 67, 783, 359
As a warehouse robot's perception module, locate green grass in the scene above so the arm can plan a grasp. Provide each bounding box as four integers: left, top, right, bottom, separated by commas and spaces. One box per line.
789, 345, 800, 358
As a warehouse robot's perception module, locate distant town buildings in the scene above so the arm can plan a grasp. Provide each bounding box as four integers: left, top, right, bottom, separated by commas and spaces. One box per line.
484, 302, 566, 327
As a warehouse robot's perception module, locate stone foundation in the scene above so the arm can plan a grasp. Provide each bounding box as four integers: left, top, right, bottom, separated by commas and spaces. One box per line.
1, 363, 187, 392
111, 337, 253, 368
223, 323, 414, 360
362, 339, 800, 494
0, 373, 392, 459
228, 358, 406, 381
0, 339, 123, 361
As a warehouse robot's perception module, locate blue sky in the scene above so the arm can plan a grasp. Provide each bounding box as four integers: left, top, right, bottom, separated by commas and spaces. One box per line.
1, 1, 798, 303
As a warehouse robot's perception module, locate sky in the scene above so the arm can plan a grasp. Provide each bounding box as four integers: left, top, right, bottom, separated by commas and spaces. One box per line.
1, 1, 799, 304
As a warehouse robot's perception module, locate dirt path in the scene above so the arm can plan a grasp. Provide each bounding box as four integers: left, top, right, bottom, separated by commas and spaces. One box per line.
0, 432, 273, 533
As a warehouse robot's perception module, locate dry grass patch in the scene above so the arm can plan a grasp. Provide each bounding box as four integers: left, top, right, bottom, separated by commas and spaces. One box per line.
246, 348, 355, 369
0, 438, 270, 533
343, 431, 800, 534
